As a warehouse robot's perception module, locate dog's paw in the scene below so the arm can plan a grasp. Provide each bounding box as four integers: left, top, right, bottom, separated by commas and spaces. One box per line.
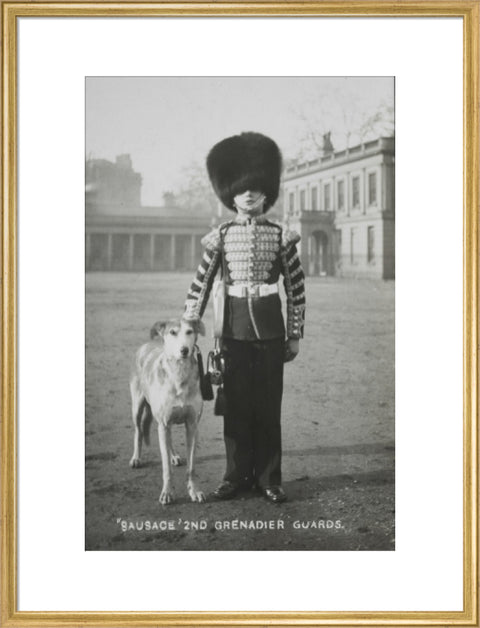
129, 456, 142, 468
188, 486, 206, 503
159, 488, 175, 505
170, 454, 184, 467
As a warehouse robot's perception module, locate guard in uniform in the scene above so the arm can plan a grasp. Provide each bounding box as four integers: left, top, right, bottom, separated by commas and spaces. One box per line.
184, 132, 306, 503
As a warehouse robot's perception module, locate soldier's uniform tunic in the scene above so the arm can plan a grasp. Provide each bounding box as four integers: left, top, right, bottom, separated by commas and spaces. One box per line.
185, 213, 306, 489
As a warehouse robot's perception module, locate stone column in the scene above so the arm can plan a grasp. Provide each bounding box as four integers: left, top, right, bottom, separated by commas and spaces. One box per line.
328, 235, 334, 276
128, 234, 134, 271
381, 163, 387, 210
346, 173, 351, 217
307, 234, 312, 276
363, 168, 367, 214
170, 235, 176, 271
85, 234, 91, 271
106, 233, 113, 270
150, 234, 155, 271
190, 235, 197, 269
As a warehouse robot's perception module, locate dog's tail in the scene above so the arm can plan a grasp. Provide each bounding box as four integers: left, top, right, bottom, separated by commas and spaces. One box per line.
141, 402, 153, 446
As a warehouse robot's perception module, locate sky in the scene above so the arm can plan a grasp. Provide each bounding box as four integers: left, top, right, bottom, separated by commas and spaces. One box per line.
86, 77, 394, 206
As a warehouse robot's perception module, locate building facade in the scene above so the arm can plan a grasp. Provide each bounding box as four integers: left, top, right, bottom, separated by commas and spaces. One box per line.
86, 156, 213, 271
283, 137, 395, 279
86, 140, 394, 278
86, 206, 213, 272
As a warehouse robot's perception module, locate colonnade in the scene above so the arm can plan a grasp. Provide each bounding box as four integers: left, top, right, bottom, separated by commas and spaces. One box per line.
86, 232, 203, 271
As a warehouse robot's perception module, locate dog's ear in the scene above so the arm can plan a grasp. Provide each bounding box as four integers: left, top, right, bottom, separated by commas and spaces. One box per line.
182, 316, 206, 337
150, 321, 167, 339
194, 319, 206, 337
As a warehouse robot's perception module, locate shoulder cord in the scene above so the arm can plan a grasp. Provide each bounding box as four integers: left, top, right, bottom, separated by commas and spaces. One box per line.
216, 223, 229, 352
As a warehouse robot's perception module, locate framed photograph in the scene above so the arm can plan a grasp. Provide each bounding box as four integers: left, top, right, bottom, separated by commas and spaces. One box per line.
2, 2, 478, 626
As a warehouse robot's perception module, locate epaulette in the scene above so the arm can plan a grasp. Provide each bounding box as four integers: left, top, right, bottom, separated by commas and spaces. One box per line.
282, 228, 301, 250
265, 219, 283, 230
201, 221, 233, 250
200, 227, 222, 250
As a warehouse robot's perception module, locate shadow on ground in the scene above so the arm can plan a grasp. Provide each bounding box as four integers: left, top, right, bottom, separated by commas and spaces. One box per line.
86, 273, 395, 551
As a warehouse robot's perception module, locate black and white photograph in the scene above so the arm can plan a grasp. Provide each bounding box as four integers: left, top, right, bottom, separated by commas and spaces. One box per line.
85, 76, 395, 551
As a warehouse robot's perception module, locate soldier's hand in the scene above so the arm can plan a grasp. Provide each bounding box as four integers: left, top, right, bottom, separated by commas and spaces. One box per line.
284, 338, 300, 362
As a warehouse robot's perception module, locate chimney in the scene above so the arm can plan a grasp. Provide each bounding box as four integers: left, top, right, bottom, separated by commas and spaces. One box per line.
116, 154, 133, 169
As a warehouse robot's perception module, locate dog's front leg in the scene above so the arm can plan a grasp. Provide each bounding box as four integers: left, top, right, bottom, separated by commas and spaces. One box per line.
185, 414, 205, 503
157, 421, 175, 505
129, 384, 145, 468
130, 423, 143, 469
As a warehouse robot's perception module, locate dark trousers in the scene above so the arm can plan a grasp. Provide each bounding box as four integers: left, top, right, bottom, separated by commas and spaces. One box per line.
221, 338, 284, 488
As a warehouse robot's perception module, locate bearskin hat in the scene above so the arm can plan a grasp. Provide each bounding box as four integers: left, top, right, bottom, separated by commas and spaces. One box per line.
206, 132, 282, 212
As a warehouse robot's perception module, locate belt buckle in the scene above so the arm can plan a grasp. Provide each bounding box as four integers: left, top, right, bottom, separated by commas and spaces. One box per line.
248, 285, 257, 297
259, 284, 269, 297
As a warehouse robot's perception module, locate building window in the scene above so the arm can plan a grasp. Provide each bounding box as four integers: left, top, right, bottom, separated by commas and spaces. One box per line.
324, 183, 331, 211
368, 172, 377, 205
311, 186, 318, 211
350, 228, 356, 265
300, 189, 306, 211
352, 176, 360, 208
337, 180, 345, 210
368, 226, 375, 263
289, 192, 295, 213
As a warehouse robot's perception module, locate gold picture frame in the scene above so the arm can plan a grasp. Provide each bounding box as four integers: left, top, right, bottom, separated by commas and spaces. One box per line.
2, 2, 478, 626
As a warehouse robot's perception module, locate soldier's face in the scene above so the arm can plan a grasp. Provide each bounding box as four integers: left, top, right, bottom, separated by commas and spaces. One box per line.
233, 190, 266, 215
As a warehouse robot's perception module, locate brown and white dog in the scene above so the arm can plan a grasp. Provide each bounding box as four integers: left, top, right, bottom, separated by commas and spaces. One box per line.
129, 318, 206, 504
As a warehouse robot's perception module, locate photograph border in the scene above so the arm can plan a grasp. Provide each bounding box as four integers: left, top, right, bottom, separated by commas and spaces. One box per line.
2, 2, 478, 626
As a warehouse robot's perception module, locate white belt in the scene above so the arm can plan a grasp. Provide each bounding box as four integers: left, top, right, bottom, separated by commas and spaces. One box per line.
226, 283, 279, 298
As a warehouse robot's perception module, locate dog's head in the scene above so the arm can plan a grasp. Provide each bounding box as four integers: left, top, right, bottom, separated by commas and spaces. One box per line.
150, 318, 205, 359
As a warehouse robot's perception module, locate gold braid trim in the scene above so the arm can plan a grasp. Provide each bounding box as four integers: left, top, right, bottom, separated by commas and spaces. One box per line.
282, 229, 301, 250
280, 244, 295, 337
186, 249, 220, 319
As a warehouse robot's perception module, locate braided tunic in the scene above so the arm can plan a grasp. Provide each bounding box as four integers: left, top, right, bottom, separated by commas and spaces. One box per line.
185, 215, 306, 340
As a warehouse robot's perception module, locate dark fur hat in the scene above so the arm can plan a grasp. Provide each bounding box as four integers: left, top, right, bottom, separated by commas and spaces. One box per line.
206, 132, 282, 212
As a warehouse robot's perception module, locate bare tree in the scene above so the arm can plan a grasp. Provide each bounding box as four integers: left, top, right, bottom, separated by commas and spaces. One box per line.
174, 160, 218, 214
357, 100, 395, 141
289, 80, 394, 161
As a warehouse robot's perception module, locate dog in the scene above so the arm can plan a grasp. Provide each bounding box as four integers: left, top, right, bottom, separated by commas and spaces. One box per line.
129, 317, 206, 504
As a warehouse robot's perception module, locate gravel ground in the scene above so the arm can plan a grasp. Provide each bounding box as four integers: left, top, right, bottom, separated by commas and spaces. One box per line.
85, 272, 395, 551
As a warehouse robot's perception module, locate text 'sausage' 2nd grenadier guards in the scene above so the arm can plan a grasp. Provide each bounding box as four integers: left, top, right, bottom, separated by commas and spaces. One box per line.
184, 131, 306, 504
